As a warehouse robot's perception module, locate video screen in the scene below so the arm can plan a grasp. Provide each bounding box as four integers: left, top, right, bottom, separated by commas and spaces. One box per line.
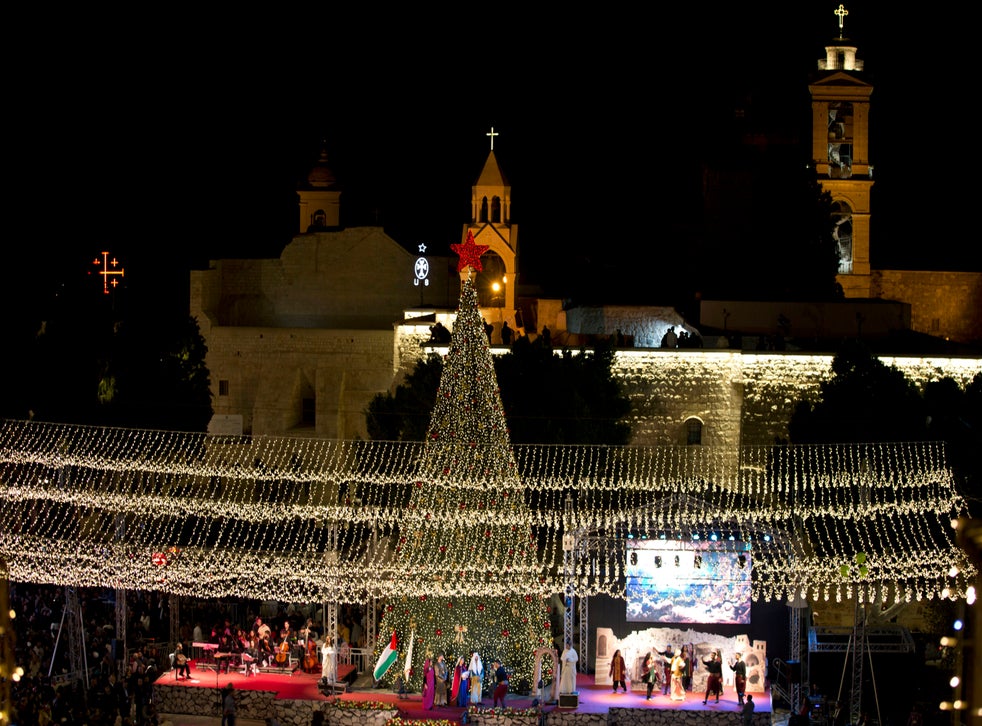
625, 540, 752, 624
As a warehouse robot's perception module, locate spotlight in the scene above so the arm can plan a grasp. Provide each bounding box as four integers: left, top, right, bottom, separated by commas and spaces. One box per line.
763, 534, 771, 542
953, 619, 963, 631
710, 533, 718, 541
692, 533, 700, 540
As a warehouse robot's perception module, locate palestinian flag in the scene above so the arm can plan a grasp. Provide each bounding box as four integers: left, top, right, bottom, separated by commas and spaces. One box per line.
373, 631, 399, 681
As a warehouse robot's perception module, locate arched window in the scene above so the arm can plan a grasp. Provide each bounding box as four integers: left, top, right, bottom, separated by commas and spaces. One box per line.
491, 196, 502, 223
831, 201, 853, 274
480, 197, 489, 223
685, 418, 703, 446
597, 634, 608, 657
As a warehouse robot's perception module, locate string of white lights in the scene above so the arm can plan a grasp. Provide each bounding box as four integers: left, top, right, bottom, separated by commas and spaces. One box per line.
0, 419, 973, 603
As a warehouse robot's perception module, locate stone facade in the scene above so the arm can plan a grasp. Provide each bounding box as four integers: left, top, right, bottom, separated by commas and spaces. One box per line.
155, 683, 334, 726
871, 269, 982, 346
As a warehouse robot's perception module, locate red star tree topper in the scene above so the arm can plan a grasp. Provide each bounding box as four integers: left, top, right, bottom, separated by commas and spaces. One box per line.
450, 230, 489, 272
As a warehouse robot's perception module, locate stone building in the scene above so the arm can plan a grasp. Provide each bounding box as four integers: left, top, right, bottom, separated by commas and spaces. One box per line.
190, 14, 981, 444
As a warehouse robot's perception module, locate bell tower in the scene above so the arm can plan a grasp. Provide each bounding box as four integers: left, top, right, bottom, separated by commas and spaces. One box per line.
462, 126, 519, 322
808, 4, 873, 297
297, 140, 342, 233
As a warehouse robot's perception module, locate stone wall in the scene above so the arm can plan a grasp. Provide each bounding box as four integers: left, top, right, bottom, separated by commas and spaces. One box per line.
872, 270, 982, 345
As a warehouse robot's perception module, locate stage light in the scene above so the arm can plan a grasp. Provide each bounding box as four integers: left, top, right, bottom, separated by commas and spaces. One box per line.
710, 533, 718, 541
692, 533, 700, 540
728, 535, 735, 541
953, 619, 963, 631
627, 534, 634, 539
659, 533, 666, 540
763, 534, 771, 542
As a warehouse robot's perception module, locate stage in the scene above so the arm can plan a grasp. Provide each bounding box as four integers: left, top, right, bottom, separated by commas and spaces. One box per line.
154, 665, 775, 726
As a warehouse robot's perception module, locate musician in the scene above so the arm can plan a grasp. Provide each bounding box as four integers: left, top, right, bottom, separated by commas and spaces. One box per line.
300, 618, 316, 644
258, 634, 275, 668
255, 617, 271, 642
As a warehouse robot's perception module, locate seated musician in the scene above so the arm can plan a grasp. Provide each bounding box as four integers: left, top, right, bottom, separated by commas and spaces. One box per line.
280, 620, 294, 647
255, 617, 271, 642
258, 633, 275, 668
174, 643, 191, 680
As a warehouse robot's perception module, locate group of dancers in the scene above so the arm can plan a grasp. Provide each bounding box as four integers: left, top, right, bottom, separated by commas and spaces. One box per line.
411, 651, 509, 710
623, 646, 747, 707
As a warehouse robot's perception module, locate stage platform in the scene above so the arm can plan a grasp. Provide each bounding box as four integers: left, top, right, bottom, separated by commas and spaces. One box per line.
155, 668, 775, 726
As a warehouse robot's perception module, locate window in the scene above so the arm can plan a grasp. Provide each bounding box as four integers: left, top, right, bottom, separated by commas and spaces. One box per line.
218, 380, 229, 396
301, 397, 315, 426
685, 418, 703, 446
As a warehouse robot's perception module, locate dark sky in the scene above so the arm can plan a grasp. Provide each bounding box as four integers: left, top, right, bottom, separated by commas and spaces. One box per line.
6, 3, 976, 320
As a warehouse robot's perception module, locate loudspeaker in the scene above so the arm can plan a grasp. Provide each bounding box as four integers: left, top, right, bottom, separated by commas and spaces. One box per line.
559, 692, 579, 708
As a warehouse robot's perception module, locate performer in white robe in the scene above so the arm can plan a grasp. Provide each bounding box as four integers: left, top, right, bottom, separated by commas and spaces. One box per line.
321, 639, 336, 683
469, 651, 484, 704
560, 642, 578, 694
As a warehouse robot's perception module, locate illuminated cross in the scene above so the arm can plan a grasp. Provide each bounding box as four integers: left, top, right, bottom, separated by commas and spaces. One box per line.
486, 126, 499, 151
92, 250, 124, 295
835, 4, 848, 37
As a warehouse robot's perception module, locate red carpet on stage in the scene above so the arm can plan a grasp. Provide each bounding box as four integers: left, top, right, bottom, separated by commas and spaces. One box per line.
165, 667, 771, 721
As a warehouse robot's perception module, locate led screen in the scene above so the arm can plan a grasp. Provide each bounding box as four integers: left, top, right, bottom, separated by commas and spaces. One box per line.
625, 540, 752, 624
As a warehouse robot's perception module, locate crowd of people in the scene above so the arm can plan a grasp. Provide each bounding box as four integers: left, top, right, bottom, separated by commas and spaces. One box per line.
4, 583, 371, 725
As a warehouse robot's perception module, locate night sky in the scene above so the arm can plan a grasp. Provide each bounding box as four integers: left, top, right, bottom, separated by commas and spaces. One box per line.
6, 3, 976, 321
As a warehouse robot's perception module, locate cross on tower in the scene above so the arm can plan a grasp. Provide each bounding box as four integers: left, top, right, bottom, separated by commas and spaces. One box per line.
486, 126, 499, 151
835, 4, 849, 37
92, 251, 124, 295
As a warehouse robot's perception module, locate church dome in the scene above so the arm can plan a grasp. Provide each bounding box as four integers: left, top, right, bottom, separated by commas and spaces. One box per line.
304, 145, 339, 189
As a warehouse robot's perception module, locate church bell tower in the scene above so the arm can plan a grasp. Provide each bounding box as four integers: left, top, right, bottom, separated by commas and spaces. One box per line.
809, 4, 873, 297
463, 127, 519, 323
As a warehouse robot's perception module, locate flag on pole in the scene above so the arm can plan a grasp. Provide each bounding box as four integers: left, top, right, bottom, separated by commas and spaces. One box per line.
403, 629, 416, 681
373, 631, 399, 681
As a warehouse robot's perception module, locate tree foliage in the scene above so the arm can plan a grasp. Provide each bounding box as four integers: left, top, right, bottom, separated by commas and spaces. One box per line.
789, 340, 982, 515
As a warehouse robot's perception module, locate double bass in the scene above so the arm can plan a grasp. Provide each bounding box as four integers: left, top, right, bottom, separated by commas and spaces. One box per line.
304, 639, 319, 673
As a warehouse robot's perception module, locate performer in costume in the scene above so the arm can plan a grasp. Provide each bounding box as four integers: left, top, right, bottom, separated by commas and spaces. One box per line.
321, 639, 336, 683
703, 650, 724, 704
421, 657, 435, 710
670, 648, 686, 701
609, 649, 627, 694
455, 657, 470, 707
469, 651, 484, 704
560, 641, 578, 694
661, 645, 673, 695
729, 651, 747, 706
681, 644, 692, 691
642, 651, 659, 700
434, 654, 448, 706
492, 659, 509, 708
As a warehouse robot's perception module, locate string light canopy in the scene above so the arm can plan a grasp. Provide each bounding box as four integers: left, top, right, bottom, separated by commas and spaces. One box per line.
0, 282, 974, 607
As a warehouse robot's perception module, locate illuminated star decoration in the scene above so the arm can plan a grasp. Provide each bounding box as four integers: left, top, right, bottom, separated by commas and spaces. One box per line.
418, 242, 427, 253
450, 231, 489, 272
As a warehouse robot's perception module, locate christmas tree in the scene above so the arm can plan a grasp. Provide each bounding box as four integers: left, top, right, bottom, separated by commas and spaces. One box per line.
372, 255, 551, 695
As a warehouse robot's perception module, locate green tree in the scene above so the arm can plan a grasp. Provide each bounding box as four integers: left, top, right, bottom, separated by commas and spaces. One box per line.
788, 340, 928, 444
366, 354, 443, 441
